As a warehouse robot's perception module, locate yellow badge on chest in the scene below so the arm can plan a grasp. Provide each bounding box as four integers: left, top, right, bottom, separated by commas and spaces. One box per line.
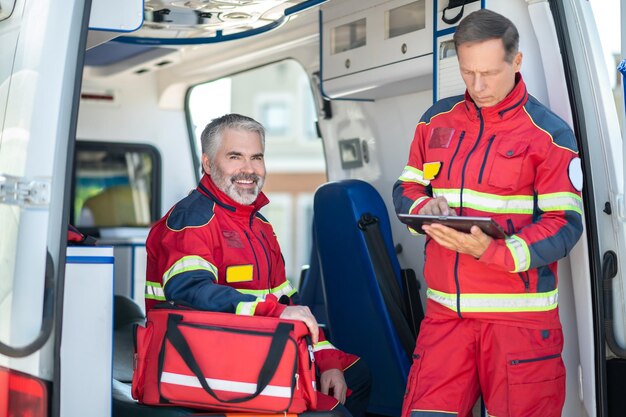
423, 161, 442, 180
226, 265, 254, 283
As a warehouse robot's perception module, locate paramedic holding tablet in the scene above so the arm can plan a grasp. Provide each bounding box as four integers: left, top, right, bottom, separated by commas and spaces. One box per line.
392, 10, 583, 417
145, 114, 371, 416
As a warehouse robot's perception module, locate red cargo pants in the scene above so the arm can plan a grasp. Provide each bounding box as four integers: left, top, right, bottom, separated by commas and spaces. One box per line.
402, 317, 565, 417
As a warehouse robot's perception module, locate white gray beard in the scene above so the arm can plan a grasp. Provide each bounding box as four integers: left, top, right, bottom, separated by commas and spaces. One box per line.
211, 166, 264, 206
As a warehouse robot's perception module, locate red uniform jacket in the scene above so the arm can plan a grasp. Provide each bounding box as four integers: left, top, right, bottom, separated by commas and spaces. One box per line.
146, 175, 358, 407
393, 74, 583, 329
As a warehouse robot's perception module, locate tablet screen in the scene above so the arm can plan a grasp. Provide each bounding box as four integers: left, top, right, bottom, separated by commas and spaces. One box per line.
398, 214, 507, 239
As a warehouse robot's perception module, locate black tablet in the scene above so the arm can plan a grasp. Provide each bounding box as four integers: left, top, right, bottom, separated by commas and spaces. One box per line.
397, 213, 507, 239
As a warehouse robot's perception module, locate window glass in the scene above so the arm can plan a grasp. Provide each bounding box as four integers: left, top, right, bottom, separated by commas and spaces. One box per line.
385, 0, 426, 39
331, 18, 367, 54
187, 60, 325, 285
72, 142, 160, 228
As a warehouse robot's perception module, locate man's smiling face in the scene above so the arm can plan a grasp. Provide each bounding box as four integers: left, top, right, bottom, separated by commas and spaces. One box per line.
202, 128, 266, 205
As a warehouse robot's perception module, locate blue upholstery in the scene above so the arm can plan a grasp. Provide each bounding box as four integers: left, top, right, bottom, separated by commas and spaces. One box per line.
312, 180, 412, 416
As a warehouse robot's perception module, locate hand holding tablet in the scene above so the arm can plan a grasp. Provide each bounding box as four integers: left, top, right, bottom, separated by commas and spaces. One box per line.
398, 213, 507, 239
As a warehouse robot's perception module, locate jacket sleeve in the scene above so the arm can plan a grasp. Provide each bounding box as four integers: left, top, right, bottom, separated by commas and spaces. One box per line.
284, 289, 360, 372
149, 223, 285, 317
312, 330, 360, 373
393, 123, 434, 218
479, 130, 584, 272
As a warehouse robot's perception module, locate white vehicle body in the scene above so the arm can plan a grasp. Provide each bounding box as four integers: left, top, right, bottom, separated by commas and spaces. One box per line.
1, 0, 625, 416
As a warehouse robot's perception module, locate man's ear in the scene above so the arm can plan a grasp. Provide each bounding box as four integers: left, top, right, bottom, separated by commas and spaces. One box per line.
201, 153, 211, 174
513, 51, 523, 72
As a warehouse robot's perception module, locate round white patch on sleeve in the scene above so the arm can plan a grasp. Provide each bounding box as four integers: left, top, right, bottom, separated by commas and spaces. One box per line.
568, 157, 583, 191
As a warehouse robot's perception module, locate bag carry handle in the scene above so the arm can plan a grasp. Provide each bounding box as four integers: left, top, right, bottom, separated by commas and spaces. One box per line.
441, 0, 467, 25
164, 314, 294, 404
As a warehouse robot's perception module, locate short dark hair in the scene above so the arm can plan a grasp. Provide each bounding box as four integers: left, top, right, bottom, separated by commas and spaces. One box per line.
200, 113, 265, 161
453, 9, 519, 63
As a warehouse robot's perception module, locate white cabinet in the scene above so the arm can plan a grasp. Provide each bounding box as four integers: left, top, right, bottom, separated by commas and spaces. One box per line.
61, 246, 114, 417
321, 0, 434, 99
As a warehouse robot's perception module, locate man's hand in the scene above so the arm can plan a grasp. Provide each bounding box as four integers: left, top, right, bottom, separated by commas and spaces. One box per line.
279, 306, 319, 344
421, 223, 492, 258
320, 368, 348, 404
419, 196, 457, 216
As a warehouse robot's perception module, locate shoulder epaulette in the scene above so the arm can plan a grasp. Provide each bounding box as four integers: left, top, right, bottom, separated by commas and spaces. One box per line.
166, 190, 216, 231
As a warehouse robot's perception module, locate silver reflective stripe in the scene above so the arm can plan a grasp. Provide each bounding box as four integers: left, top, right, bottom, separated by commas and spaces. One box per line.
427, 288, 558, 312
505, 235, 530, 272
235, 281, 297, 299
538, 192, 583, 215
271, 281, 297, 299
161, 371, 292, 398
433, 188, 534, 214
312, 340, 337, 352
145, 282, 165, 300
163, 256, 218, 285
235, 301, 259, 315
409, 196, 431, 214
399, 166, 430, 186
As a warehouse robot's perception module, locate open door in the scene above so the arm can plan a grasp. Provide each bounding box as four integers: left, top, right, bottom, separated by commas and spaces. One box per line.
0, 0, 90, 416
549, 1, 623, 416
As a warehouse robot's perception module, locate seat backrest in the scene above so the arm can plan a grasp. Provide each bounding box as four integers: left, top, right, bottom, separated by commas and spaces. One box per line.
313, 179, 414, 417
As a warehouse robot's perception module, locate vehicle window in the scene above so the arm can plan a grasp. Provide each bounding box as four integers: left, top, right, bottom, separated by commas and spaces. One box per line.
187, 60, 325, 286
71, 142, 161, 228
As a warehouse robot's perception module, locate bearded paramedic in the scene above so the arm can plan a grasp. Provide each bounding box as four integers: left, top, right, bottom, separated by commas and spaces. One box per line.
145, 113, 371, 416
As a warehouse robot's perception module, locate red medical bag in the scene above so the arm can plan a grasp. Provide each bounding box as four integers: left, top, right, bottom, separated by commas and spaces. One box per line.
132, 304, 318, 413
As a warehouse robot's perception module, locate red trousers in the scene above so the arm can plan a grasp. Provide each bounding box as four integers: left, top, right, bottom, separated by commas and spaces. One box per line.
402, 317, 565, 417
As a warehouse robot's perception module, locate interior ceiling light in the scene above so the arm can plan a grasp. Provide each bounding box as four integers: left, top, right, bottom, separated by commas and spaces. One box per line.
116, 0, 326, 45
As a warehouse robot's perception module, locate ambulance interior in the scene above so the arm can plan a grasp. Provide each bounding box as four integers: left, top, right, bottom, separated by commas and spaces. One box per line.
67, 0, 626, 416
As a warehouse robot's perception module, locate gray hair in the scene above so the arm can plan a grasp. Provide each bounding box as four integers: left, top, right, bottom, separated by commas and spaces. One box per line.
453, 9, 519, 63
200, 113, 266, 161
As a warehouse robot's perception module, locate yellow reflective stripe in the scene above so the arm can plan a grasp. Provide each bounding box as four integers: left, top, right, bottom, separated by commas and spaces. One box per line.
163, 256, 218, 286
506, 235, 530, 272
538, 192, 583, 215
427, 288, 558, 312
236, 288, 269, 297
399, 166, 430, 186
235, 281, 297, 299
433, 188, 534, 214
411, 410, 458, 416
313, 340, 338, 352
145, 281, 165, 301
235, 301, 259, 315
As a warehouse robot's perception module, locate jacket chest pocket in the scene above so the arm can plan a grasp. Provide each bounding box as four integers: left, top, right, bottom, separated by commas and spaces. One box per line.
487, 140, 530, 190
425, 130, 466, 183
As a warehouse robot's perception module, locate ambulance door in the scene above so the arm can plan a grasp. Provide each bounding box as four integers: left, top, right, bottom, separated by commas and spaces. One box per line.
551, 0, 624, 416
0, 0, 90, 415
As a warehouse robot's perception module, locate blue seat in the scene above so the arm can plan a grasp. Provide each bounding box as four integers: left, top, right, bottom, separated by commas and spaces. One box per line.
312, 179, 418, 416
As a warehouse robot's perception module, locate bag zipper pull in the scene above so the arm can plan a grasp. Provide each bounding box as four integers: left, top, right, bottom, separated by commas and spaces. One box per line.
308, 344, 315, 364
305, 335, 315, 365
295, 373, 300, 390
